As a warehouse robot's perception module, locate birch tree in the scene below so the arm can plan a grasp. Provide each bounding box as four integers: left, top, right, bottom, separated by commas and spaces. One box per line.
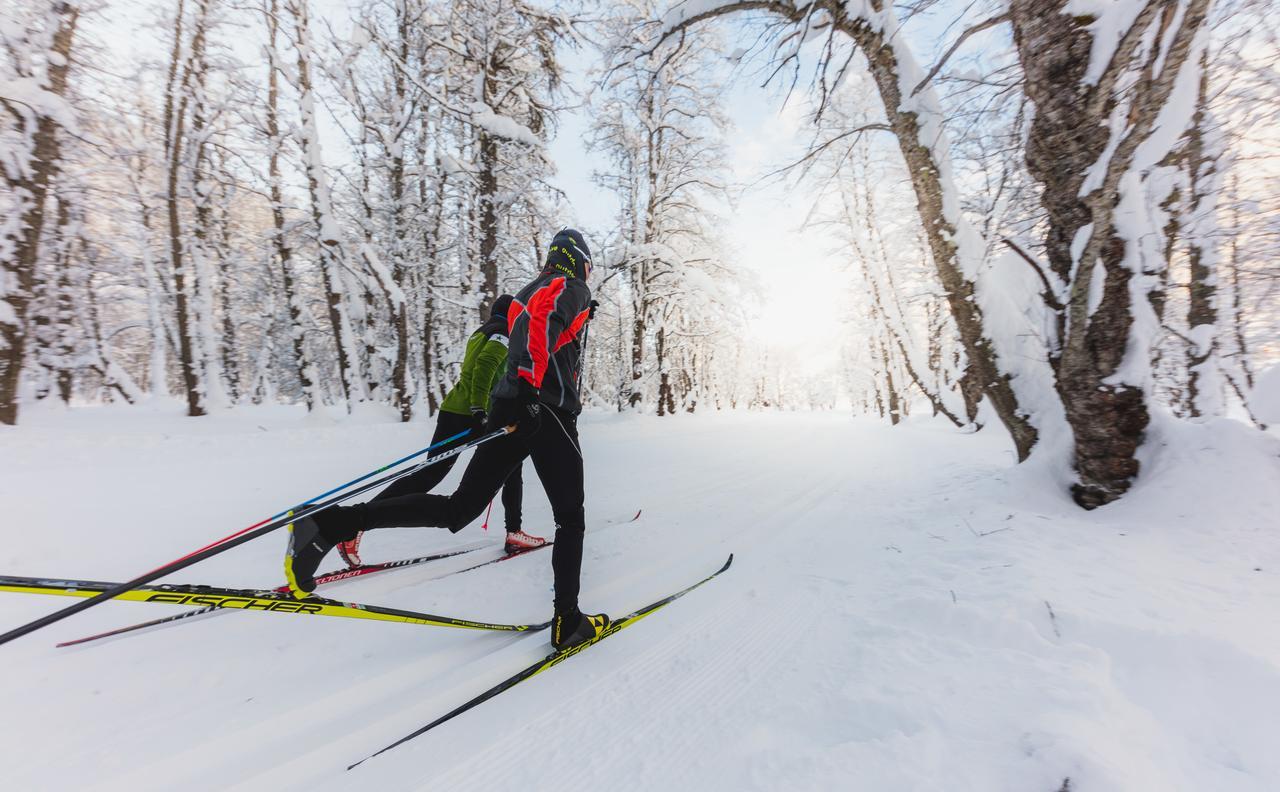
286, 0, 366, 410
0, 1, 79, 424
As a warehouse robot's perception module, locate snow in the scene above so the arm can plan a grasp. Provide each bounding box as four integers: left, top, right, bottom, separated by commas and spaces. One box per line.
973, 250, 1071, 461
1062, 0, 1149, 86
2, 407, 1278, 790
470, 102, 540, 147
1251, 364, 1280, 425
659, 0, 743, 37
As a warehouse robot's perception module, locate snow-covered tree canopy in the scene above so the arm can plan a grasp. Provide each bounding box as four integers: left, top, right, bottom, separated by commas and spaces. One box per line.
1, 0, 1276, 508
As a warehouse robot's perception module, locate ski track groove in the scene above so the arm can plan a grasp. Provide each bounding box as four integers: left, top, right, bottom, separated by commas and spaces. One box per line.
381, 446, 846, 789
97, 629, 540, 790
454, 584, 813, 792
9, 418, 855, 790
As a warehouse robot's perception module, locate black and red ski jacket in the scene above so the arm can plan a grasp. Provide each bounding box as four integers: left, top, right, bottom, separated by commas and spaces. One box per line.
491, 269, 592, 414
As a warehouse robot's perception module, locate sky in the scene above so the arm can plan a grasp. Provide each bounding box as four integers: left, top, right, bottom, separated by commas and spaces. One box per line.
548, 44, 852, 378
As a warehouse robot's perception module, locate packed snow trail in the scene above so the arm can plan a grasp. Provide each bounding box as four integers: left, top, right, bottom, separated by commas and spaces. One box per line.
1, 406, 1278, 791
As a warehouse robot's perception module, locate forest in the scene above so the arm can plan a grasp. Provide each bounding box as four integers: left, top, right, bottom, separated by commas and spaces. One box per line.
3, 0, 1278, 508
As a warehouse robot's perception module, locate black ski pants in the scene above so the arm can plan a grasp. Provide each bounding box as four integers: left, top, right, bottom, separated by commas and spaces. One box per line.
374, 410, 524, 532
322, 404, 585, 614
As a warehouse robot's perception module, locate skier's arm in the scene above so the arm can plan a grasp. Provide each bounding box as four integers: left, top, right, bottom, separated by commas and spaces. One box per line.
454, 333, 486, 412
470, 334, 509, 411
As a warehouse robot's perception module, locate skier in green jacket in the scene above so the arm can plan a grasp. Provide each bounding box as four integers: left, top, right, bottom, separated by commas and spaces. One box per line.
335, 294, 544, 567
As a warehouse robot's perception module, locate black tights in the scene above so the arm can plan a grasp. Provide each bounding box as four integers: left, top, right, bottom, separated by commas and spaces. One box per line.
374, 410, 523, 532
320, 405, 585, 614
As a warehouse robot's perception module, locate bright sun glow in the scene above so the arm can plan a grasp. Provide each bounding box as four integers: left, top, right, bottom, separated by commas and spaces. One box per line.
725, 94, 851, 378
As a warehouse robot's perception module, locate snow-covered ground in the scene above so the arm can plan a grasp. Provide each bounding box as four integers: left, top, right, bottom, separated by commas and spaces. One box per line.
1, 405, 1278, 791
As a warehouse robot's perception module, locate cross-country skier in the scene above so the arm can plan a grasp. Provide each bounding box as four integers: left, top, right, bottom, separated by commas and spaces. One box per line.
334, 294, 544, 569
285, 228, 609, 650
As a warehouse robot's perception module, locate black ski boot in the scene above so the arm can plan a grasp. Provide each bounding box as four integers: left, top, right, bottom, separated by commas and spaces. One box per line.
284, 512, 336, 599
551, 609, 610, 651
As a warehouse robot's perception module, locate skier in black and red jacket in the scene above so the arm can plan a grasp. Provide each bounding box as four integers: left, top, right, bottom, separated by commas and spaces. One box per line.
284, 228, 609, 650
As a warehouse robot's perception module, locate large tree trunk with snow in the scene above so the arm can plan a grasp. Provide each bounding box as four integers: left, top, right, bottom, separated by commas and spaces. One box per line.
839, 4, 1034, 456
1009, 0, 1211, 507
0, 4, 79, 425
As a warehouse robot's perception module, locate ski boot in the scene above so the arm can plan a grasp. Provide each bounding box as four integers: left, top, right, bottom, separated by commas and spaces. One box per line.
284, 513, 335, 599
337, 531, 364, 569
504, 529, 547, 555
551, 609, 610, 651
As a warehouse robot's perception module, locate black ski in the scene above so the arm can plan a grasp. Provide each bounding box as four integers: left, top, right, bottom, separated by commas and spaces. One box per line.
348, 553, 733, 770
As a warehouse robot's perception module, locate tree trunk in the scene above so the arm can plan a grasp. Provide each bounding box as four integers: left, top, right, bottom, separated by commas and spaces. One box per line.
1184, 58, 1221, 419
263, 0, 316, 411
629, 272, 646, 409
291, 0, 362, 409
477, 129, 500, 320
0, 4, 79, 424
164, 0, 209, 417
656, 325, 674, 417
1009, 0, 1210, 507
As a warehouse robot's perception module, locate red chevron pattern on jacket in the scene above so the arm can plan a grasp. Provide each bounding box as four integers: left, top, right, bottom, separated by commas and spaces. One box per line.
497, 271, 592, 413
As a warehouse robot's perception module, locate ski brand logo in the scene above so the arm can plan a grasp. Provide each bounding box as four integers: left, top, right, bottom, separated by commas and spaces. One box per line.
144, 592, 324, 614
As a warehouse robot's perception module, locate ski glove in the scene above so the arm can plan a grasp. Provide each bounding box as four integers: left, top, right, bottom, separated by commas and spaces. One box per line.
588, 299, 599, 320
512, 380, 542, 438
489, 381, 542, 438
469, 408, 488, 436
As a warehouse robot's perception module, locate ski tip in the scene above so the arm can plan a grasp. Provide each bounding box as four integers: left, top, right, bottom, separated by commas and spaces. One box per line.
631, 509, 642, 521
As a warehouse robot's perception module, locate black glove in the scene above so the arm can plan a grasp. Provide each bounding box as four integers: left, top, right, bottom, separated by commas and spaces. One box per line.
469, 408, 488, 436
588, 299, 599, 320
511, 379, 543, 438
487, 381, 542, 438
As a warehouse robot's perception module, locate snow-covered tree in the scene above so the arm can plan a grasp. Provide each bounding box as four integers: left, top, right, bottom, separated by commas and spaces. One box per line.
1, 1, 80, 424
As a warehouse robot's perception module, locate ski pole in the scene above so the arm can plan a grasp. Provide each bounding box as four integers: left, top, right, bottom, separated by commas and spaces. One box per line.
139, 428, 474, 577
0, 425, 515, 648
575, 305, 593, 402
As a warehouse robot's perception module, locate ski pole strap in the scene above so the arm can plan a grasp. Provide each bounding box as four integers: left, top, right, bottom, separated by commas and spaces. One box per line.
0, 426, 514, 648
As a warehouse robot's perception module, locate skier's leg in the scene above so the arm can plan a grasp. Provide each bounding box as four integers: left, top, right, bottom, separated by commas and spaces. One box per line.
374, 411, 471, 501
501, 462, 547, 552
527, 407, 586, 615
527, 409, 607, 647
501, 463, 523, 533
317, 434, 529, 542
336, 411, 471, 566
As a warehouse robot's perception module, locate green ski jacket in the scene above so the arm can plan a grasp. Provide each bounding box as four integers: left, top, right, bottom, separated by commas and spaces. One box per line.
440, 316, 509, 416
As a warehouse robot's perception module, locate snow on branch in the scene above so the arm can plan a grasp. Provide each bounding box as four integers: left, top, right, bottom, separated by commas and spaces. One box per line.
470, 102, 540, 147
